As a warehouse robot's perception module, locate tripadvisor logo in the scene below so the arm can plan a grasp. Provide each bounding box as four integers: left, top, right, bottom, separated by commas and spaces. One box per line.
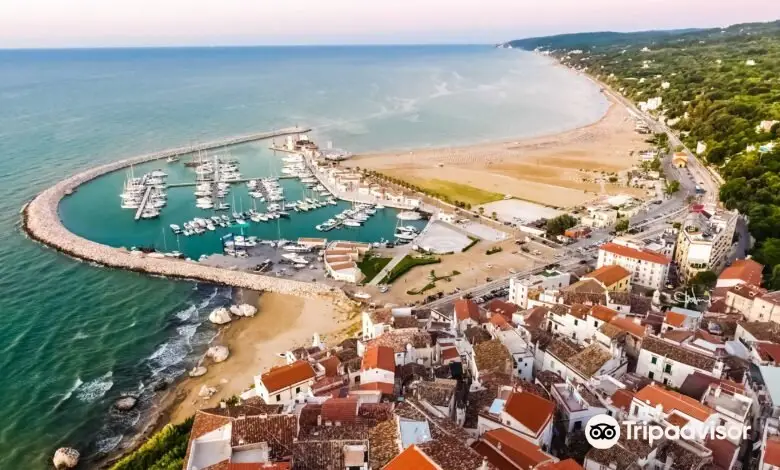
585, 414, 750, 448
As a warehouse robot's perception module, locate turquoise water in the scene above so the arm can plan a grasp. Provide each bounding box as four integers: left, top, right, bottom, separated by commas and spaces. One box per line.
0, 45, 607, 468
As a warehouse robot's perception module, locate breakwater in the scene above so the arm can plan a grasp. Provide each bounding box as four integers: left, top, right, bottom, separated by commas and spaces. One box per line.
22, 127, 344, 300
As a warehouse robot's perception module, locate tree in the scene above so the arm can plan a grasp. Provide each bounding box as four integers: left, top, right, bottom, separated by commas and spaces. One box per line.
615, 218, 629, 233
665, 180, 681, 195
491, 211, 498, 220
545, 214, 578, 237
690, 270, 717, 289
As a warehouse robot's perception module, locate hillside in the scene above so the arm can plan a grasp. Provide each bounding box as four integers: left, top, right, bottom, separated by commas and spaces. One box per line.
507, 20, 780, 286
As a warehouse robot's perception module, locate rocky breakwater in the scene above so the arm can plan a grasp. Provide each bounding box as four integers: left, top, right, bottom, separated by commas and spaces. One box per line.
21, 130, 344, 301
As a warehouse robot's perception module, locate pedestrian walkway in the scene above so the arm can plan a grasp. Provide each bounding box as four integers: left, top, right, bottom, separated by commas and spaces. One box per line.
369, 249, 411, 285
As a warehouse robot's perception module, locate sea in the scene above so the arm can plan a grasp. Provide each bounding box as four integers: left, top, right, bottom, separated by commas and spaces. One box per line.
0, 45, 607, 468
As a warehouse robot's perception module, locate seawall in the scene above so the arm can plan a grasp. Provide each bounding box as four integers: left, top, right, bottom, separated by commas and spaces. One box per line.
22, 127, 346, 300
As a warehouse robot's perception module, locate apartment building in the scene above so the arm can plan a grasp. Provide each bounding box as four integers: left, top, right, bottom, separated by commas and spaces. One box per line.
597, 238, 670, 290
675, 207, 738, 283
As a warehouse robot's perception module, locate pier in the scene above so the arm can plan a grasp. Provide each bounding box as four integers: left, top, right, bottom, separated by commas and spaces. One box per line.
22, 126, 346, 301
166, 175, 296, 188
134, 186, 153, 220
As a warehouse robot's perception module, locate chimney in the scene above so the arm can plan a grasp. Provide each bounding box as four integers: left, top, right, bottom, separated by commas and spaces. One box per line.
480, 457, 489, 470
317, 414, 322, 426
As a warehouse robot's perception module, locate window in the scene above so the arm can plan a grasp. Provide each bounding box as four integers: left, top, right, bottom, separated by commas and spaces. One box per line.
594, 321, 599, 327
574, 421, 582, 431
648, 371, 654, 380
664, 364, 672, 374
663, 378, 669, 385
651, 356, 658, 365
574, 319, 579, 326
276, 394, 281, 402
296, 386, 301, 394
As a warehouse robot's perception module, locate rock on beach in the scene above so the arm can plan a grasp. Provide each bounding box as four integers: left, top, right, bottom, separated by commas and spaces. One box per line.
206, 345, 230, 363
52, 447, 80, 469
209, 307, 232, 325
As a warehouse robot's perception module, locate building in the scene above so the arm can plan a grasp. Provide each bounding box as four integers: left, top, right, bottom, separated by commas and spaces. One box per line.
744, 291, 780, 323
597, 239, 670, 290
323, 241, 371, 283
254, 360, 316, 405
359, 345, 395, 395
661, 307, 702, 333
630, 383, 718, 438
675, 207, 738, 283
724, 283, 766, 318
509, 270, 571, 309
453, 298, 483, 332
360, 328, 432, 367
717, 258, 764, 289
582, 265, 632, 292
477, 389, 556, 450
672, 152, 689, 168
472, 428, 563, 470
636, 337, 723, 388
581, 207, 618, 229
550, 379, 608, 436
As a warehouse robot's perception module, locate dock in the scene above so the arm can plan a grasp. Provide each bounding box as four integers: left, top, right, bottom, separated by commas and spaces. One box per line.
166, 175, 296, 188
134, 186, 153, 220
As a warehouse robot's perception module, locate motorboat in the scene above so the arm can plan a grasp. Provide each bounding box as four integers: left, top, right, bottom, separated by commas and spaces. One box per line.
397, 211, 422, 220
169, 224, 182, 234
141, 208, 160, 219
344, 220, 362, 227
395, 231, 416, 241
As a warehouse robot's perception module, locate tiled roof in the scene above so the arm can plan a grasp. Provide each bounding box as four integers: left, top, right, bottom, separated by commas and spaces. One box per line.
600, 242, 670, 265
416, 379, 457, 407
359, 382, 394, 395
662, 329, 693, 343
260, 360, 315, 393
589, 305, 619, 322
477, 428, 554, 470
473, 339, 512, 374
564, 279, 608, 295
738, 321, 780, 342
634, 383, 715, 422
758, 343, 780, 363
319, 356, 341, 377
642, 336, 716, 370
764, 436, 780, 467
366, 328, 431, 352
368, 309, 393, 324
503, 390, 555, 435
538, 459, 584, 470
719, 259, 763, 285
664, 311, 687, 327
566, 343, 614, 378
569, 303, 591, 319
489, 314, 512, 331
454, 299, 481, 322
545, 337, 583, 361
184, 411, 232, 468
523, 306, 548, 330
369, 420, 400, 469
609, 317, 647, 338
292, 434, 369, 470
441, 346, 461, 361
382, 444, 442, 470
487, 299, 519, 318
730, 283, 765, 300
706, 437, 738, 470
321, 397, 359, 424
762, 291, 780, 306
586, 265, 631, 287
394, 315, 420, 329
611, 389, 634, 412
231, 414, 297, 459
362, 345, 396, 372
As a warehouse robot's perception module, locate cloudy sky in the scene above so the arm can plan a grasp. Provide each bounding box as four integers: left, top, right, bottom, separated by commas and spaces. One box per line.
0, 0, 776, 48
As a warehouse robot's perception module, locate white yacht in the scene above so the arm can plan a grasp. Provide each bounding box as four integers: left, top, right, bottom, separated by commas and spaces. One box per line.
397, 210, 422, 220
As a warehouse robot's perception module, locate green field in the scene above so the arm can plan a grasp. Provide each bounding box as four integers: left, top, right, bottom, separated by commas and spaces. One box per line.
381, 255, 441, 284
357, 254, 392, 283
409, 178, 504, 206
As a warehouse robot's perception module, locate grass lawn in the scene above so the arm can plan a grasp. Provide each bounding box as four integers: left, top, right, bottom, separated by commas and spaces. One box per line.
357, 254, 392, 283
405, 177, 504, 206
381, 255, 441, 284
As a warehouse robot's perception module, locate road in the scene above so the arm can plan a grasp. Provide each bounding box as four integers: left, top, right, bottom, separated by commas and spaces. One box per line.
423, 79, 742, 317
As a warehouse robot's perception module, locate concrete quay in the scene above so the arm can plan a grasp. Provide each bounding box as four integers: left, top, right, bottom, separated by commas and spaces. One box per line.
21, 127, 345, 300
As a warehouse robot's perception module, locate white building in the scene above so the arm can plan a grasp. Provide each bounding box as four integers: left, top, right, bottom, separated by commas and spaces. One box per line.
254, 360, 316, 405
550, 379, 608, 436
493, 328, 535, 381
630, 383, 719, 439
675, 207, 738, 283
358, 345, 395, 395
581, 207, 618, 229
508, 270, 571, 309
636, 337, 723, 388
477, 389, 555, 451
597, 238, 670, 290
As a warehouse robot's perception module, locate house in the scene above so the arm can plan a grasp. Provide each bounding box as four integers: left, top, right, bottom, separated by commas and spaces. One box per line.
453, 299, 483, 332
493, 328, 535, 381
359, 345, 395, 395
581, 207, 618, 229
477, 389, 556, 450
509, 270, 571, 309
597, 239, 670, 290
675, 208, 739, 283
673, 152, 689, 168
360, 328, 433, 366
383, 441, 486, 470
717, 258, 764, 289
595, 316, 647, 358
636, 336, 723, 388
538, 337, 626, 384
700, 380, 752, 445
759, 419, 780, 470
472, 428, 558, 470
662, 307, 702, 332
414, 378, 460, 422
362, 309, 393, 340
550, 379, 608, 436
724, 283, 766, 318
745, 291, 780, 323
254, 360, 316, 405
470, 339, 513, 385
583, 265, 632, 292
629, 383, 718, 439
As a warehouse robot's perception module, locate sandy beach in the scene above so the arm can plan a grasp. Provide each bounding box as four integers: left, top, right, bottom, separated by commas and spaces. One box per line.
167, 291, 358, 424
350, 91, 647, 208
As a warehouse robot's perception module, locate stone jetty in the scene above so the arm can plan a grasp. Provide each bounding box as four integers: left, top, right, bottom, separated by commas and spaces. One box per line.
22, 127, 344, 300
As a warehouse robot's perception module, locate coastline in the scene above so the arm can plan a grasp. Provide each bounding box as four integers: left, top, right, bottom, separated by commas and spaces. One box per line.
350, 86, 647, 208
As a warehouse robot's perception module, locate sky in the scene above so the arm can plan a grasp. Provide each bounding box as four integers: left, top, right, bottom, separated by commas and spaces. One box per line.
0, 0, 777, 48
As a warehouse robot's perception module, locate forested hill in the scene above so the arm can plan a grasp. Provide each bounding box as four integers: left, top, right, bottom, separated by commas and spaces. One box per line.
506, 20, 780, 287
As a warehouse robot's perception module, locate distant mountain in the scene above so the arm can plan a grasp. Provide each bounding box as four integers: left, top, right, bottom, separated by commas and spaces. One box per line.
503, 20, 780, 51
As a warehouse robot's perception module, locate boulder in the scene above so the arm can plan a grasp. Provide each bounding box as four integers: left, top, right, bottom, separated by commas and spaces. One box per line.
189, 366, 208, 377
114, 396, 138, 411
208, 307, 232, 325
198, 385, 217, 398
206, 345, 230, 363
230, 304, 257, 317
53, 447, 80, 469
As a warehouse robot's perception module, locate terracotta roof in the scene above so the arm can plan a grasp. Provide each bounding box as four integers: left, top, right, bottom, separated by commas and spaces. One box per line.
321, 397, 359, 424
319, 355, 341, 377
706, 437, 738, 470
667, 413, 689, 427
368, 309, 393, 324
441, 347, 461, 361
662, 329, 694, 343
538, 459, 584, 470
474, 339, 512, 373
359, 382, 394, 395
476, 428, 554, 470
369, 420, 400, 469
609, 317, 647, 338
762, 291, 780, 306
260, 360, 315, 393
634, 383, 715, 422
758, 343, 780, 363
454, 299, 482, 322
487, 299, 519, 317
228, 464, 290, 470
503, 390, 555, 435
738, 321, 780, 342
599, 242, 670, 265
590, 305, 619, 323
416, 379, 457, 407
523, 307, 548, 330
566, 344, 614, 378
569, 303, 591, 319
383, 444, 438, 470
489, 314, 512, 331
765, 437, 780, 467
665, 311, 687, 328
362, 346, 396, 373
730, 283, 766, 300
642, 336, 716, 370
586, 265, 631, 287
611, 389, 634, 412
719, 259, 763, 285
231, 414, 297, 459
564, 279, 608, 295
366, 328, 431, 352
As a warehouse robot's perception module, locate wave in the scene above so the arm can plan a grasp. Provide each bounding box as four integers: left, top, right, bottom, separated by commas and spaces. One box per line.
73, 330, 89, 340
94, 434, 123, 454
76, 371, 114, 403
54, 376, 84, 409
